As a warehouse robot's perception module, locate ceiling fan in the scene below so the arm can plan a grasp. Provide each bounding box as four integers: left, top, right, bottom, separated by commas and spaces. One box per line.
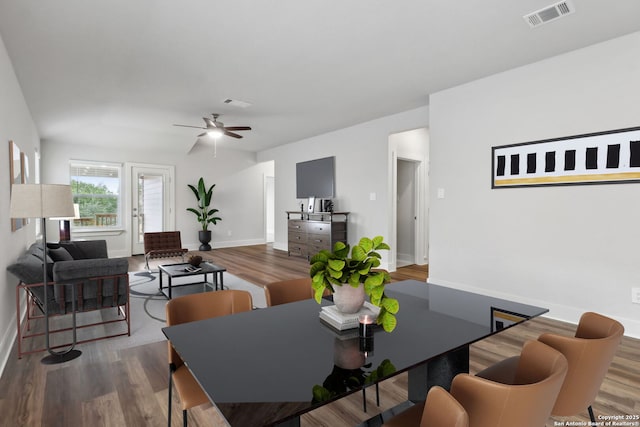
173, 113, 251, 139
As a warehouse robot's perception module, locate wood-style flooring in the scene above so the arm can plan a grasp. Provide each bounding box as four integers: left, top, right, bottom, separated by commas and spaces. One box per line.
0, 244, 637, 427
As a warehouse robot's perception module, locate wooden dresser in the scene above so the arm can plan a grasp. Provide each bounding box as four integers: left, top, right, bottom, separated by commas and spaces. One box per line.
286, 211, 349, 259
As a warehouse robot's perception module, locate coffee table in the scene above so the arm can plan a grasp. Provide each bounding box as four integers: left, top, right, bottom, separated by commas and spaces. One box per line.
158, 262, 226, 299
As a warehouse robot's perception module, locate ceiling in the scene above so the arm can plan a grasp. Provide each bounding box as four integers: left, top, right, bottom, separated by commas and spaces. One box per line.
1, 0, 640, 155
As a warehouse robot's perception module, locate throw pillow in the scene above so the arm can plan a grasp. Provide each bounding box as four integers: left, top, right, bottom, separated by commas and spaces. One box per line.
48, 247, 74, 262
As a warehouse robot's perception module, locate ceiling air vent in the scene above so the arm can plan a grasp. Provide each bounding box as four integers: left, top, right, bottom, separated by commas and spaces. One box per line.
523, 0, 575, 28
223, 98, 252, 109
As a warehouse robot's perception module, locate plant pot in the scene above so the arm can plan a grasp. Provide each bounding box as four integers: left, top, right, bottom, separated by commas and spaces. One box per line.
332, 283, 365, 314
333, 337, 365, 369
198, 230, 212, 251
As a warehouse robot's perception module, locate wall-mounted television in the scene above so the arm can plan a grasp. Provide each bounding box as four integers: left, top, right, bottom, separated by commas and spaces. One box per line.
296, 156, 335, 198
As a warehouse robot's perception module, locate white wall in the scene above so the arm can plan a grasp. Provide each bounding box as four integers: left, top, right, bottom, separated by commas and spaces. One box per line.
429, 31, 640, 337
41, 142, 273, 257
0, 35, 41, 372
257, 106, 429, 269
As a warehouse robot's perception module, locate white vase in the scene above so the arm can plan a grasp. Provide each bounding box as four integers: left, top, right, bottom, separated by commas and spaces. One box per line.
333, 337, 365, 369
332, 283, 365, 314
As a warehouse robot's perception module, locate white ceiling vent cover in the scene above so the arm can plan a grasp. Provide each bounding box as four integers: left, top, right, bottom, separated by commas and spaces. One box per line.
223, 98, 252, 109
524, 1, 575, 28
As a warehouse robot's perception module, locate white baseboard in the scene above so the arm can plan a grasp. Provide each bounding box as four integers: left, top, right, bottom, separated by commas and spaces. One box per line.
185, 238, 266, 252
397, 252, 413, 267
428, 276, 640, 339
273, 241, 287, 252
0, 295, 25, 380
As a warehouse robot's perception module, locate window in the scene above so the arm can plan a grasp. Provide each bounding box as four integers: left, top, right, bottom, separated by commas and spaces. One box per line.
70, 161, 122, 229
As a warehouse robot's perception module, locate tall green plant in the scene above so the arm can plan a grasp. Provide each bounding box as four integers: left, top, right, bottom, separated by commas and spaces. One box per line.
310, 236, 399, 332
187, 178, 222, 231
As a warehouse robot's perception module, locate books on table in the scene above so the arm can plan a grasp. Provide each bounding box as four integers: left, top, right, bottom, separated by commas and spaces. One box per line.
319, 302, 380, 331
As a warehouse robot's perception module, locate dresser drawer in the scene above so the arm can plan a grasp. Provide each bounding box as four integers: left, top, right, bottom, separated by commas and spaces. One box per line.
288, 220, 307, 233
288, 241, 307, 257
307, 221, 330, 235
308, 236, 331, 255
289, 231, 306, 243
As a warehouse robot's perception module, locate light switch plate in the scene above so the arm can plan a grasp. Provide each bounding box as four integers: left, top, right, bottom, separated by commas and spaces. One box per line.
632, 287, 640, 304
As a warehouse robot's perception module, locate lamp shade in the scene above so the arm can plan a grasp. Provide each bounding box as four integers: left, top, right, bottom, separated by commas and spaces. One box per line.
9, 184, 75, 219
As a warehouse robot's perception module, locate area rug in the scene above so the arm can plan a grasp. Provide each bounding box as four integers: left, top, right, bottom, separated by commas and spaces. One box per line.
100, 270, 267, 351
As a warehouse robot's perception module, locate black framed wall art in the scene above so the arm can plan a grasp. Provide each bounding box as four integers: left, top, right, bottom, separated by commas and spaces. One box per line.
492, 126, 640, 188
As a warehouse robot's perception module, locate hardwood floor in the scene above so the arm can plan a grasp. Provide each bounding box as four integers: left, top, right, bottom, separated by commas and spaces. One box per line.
1, 244, 637, 427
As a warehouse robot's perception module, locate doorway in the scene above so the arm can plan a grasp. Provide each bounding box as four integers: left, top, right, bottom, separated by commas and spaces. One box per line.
130, 164, 175, 255
265, 175, 275, 243
388, 128, 429, 272
397, 159, 417, 267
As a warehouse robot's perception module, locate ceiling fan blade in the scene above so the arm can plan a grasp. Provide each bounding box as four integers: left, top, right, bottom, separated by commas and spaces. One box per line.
197, 132, 207, 137
203, 117, 219, 128
224, 126, 251, 131
187, 137, 202, 154
173, 124, 206, 130
224, 131, 243, 139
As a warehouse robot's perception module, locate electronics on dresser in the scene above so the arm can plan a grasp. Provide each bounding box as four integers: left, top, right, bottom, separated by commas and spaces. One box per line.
296, 156, 335, 199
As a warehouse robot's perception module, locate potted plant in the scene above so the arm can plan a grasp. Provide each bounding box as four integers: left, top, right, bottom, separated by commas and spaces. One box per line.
187, 177, 222, 251
309, 236, 399, 332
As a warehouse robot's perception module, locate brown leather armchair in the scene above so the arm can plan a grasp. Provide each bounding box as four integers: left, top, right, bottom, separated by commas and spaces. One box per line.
166, 290, 253, 427
537, 312, 624, 423
383, 385, 468, 427
143, 231, 188, 270
263, 277, 314, 306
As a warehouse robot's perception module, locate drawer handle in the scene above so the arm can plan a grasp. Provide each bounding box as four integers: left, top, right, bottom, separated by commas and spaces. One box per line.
314, 239, 323, 243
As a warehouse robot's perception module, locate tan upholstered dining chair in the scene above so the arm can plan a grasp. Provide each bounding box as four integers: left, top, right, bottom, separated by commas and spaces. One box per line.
384, 340, 568, 427
263, 277, 314, 307
382, 385, 468, 427
166, 290, 253, 427
537, 312, 624, 423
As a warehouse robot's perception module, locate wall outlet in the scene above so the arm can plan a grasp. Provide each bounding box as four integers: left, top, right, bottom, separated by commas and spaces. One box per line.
632, 287, 640, 304
227, 230, 232, 237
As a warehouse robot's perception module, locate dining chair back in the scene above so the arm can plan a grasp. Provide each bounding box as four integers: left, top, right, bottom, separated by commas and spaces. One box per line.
382, 385, 468, 427
458, 340, 568, 427
263, 278, 314, 306
165, 290, 253, 427
537, 311, 624, 423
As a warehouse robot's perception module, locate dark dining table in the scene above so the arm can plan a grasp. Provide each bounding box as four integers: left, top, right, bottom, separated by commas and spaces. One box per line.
162, 280, 548, 427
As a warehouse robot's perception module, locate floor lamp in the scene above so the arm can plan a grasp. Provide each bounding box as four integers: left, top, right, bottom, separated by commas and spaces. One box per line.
9, 184, 82, 364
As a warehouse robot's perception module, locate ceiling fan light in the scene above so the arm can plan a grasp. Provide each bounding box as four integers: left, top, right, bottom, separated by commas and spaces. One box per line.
207, 129, 223, 139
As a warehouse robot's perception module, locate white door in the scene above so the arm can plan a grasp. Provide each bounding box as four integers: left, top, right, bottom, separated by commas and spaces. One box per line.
397, 159, 417, 267
130, 164, 175, 255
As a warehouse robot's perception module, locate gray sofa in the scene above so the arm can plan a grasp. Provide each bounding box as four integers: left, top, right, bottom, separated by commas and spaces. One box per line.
8, 240, 130, 358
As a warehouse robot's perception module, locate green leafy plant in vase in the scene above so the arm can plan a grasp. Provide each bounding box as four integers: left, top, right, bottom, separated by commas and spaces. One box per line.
187, 177, 222, 251
309, 236, 400, 332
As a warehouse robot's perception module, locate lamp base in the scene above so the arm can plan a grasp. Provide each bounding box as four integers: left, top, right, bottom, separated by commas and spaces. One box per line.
40, 349, 82, 365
